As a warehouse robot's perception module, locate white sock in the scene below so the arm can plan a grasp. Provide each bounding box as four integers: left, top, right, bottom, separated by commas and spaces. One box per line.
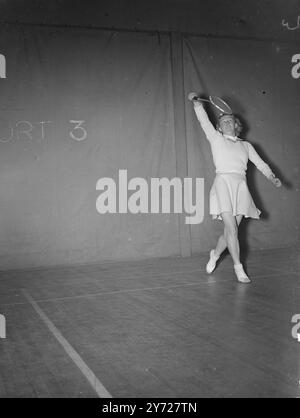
234, 263, 251, 283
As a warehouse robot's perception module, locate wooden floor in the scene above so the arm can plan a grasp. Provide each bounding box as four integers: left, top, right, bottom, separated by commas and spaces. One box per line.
0, 246, 299, 398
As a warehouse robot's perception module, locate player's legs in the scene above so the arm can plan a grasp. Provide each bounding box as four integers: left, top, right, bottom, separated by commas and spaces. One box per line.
220, 212, 241, 265
214, 214, 243, 258
220, 212, 250, 283
206, 214, 243, 274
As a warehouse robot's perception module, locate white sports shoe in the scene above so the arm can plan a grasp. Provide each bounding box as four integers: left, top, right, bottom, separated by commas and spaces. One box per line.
234, 264, 251, 284
206, 249, 219, 274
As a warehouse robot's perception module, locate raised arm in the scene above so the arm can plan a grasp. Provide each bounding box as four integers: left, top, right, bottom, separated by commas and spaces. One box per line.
245, 141, 281, 187
192, 101, 218, 143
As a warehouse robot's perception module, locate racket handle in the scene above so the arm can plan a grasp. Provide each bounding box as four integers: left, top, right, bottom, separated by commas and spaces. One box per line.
188, 92, 199, 101
188, 92, 210, 103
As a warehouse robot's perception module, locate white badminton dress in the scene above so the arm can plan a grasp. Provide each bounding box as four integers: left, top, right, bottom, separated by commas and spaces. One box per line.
194, 104, 273, 220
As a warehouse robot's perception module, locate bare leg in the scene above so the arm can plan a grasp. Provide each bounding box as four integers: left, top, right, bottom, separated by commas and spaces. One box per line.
207, 213, 249, 282
220, 213, 250, 282
220, 212, 241, 265
214, 214, 243, 258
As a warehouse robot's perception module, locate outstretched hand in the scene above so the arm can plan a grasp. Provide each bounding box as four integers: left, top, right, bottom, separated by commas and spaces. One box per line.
188, 92, 202, 107
269, 174, 282, 187
188, 92, 198, 101
273, 178, 282, 187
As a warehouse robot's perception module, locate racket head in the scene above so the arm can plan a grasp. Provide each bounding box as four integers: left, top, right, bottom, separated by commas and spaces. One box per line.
209, 95, 233, 115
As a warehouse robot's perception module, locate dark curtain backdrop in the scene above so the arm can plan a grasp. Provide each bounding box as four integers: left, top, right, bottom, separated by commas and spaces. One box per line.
0, 24, 299, 269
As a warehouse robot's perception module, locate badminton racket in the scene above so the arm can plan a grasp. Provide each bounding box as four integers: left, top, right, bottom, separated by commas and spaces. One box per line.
188, 92, 233, 115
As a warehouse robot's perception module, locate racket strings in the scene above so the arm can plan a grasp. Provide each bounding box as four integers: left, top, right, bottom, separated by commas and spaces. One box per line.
209, 96, 233, 115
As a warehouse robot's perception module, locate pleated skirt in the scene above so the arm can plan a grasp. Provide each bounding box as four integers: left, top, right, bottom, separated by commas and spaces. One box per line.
210, 173, 261, 220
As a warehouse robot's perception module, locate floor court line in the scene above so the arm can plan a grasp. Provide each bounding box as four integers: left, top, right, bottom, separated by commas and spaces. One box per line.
2, 280, 218, 307
260, 264, 299, 276
0, 258, 281, 282
0, 271, 291, 308
0, 268, 210, 283
22, 289, 113, 399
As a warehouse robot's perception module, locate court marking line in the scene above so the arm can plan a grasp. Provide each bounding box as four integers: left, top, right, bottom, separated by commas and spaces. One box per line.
0, 261, 283, 283
260, 264, 300, 276
22, 289, 113, 399
0, 270, 293, 307
1, 279, 218, 306
0, 267, 221, 283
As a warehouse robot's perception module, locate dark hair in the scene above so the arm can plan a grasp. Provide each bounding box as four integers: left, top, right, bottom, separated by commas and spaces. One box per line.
217, 114, 243, 137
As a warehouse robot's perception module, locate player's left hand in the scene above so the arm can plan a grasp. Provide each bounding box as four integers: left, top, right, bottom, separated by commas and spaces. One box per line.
273, 177, 282, 187
269, 173, 281, 187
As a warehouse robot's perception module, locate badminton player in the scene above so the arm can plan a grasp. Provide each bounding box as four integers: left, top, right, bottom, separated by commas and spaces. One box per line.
189, 93, 281, 283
